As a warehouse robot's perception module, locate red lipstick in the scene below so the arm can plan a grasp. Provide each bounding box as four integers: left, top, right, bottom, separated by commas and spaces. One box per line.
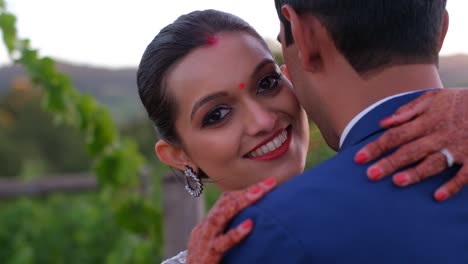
246, 126, 292, 161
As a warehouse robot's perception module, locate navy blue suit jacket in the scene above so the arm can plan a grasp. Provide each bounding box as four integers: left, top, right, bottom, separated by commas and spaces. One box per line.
223, 91, 468, 263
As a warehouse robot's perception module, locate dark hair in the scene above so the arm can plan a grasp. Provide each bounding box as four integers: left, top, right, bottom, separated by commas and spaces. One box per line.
137, 9, 268, 145
275, 0, 447, 73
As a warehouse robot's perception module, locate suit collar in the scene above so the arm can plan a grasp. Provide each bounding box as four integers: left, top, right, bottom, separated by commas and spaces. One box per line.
339, 90, 433, 151
339, 91, 420, 148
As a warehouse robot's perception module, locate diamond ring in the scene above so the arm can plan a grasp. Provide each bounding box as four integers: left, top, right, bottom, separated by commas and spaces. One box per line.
440, 148, 455, 168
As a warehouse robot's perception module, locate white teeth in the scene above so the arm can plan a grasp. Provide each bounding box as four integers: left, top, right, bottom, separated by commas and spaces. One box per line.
281, 134, 286, 142
273, 138, 281, 148
267, 142, 276, 152
254, 148, 263, 157
248, 129, 289, 158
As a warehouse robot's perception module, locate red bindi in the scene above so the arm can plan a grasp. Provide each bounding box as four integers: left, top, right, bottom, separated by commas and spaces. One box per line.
206, 36, 218, 45
238, 83, 245, 89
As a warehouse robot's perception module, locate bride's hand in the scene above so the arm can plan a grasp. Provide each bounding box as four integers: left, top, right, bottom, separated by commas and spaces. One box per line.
186, 177, 277, 264
354, 88, 468, 201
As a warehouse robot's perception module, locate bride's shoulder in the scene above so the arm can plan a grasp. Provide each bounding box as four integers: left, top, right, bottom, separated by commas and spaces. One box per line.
161, 250, 187, 264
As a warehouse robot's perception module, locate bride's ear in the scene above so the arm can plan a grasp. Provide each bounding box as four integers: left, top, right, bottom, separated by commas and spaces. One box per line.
280, 64, 291, 80
155, 139, 191, 171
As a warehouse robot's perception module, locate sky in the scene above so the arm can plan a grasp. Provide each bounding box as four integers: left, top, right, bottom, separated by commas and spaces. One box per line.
1, 0, 467, 69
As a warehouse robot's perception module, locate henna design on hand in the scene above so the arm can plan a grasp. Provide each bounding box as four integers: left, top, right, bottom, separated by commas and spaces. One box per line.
186, 177, 277, 263
354, 88, 468, 201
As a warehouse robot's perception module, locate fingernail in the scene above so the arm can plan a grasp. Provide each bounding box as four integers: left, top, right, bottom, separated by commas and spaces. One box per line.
241, 219, 253, 230
263, 177, 277, 187
355, 151, 369, 164
249, 186, 261, 195
435, 191, 448, 202
368, 166, 383, 181
394, 173, 409, 186
380, 116, 394, 126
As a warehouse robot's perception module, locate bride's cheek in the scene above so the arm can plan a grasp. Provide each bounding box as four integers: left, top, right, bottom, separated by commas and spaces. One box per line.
195, 134, 239, 168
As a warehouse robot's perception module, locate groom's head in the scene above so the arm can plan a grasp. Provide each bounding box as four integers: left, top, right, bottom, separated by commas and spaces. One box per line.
275, 0, 448, 148
275, 0, 447, 71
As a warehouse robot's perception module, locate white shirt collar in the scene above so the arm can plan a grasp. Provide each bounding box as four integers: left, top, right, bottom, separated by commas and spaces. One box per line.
339, 90, 423, 149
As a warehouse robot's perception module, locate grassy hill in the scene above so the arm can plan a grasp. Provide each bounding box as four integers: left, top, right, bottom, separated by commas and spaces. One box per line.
1, 55, 467, 121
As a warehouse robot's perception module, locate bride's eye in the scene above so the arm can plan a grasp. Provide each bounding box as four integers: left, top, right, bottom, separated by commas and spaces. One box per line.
202, 107, 231, 127
257, 73, 282, 95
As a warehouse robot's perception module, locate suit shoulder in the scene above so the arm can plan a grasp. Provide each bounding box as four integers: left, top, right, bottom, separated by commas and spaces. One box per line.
223, 205, 311, 263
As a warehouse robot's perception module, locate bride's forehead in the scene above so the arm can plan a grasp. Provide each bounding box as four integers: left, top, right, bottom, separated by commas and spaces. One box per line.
165, 33, 272, 104
201, 32, 269, 57
170, 35, 268, 78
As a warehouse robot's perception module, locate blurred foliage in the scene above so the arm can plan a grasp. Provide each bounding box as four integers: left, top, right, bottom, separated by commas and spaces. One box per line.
0, 85, 91, 178
0, 2, 145, 183
0, 95, 167, 262
0, 194, 162, 264
0, 2, 163, 263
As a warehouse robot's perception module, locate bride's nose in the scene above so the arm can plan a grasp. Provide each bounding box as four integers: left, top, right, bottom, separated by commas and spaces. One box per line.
244, 102, 277, 136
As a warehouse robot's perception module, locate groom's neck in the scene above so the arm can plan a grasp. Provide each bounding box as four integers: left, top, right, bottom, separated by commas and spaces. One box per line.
315, 64, 443, 150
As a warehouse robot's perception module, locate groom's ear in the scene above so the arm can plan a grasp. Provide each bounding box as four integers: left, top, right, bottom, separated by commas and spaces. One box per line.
281, 5, 322, 73
155, 139, 191, 171
437, 9, 449, 52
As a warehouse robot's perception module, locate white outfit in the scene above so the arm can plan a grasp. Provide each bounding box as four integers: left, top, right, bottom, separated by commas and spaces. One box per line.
161, 250, 187, 264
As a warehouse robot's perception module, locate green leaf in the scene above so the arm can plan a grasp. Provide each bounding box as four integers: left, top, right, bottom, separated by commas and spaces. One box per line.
86, 109, 117, 155
36, 57, 57, 81
94, 140, 144, 187
41, 80, 68, 114
94, 151, 120, 186
77, 95, 98, 130
0, 12, 17, 53
17, 48, 40, 80
114, 198, 161, 235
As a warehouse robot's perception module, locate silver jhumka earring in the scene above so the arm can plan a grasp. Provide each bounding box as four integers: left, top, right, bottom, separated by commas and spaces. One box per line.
184, 166, 203, 197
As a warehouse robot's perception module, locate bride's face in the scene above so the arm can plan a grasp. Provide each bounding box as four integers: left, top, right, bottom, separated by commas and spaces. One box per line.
159, 31, 309, 191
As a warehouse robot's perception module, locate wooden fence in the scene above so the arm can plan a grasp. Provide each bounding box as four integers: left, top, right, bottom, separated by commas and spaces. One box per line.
0, 173, 97, 198
0, 171, 205, 259
162, 173, 205, 257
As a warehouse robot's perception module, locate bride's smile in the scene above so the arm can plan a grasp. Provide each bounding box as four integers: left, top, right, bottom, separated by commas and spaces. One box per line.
151, 31, 309, 191
244, 125, 291, 160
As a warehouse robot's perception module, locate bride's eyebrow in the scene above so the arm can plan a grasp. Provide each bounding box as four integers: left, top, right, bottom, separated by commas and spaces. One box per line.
191, 91, 228, 120
252, 58, 275, 79
190, 58, 275, 120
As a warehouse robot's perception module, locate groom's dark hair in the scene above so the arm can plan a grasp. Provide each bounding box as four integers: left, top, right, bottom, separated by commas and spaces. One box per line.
275, 0, 447, 74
